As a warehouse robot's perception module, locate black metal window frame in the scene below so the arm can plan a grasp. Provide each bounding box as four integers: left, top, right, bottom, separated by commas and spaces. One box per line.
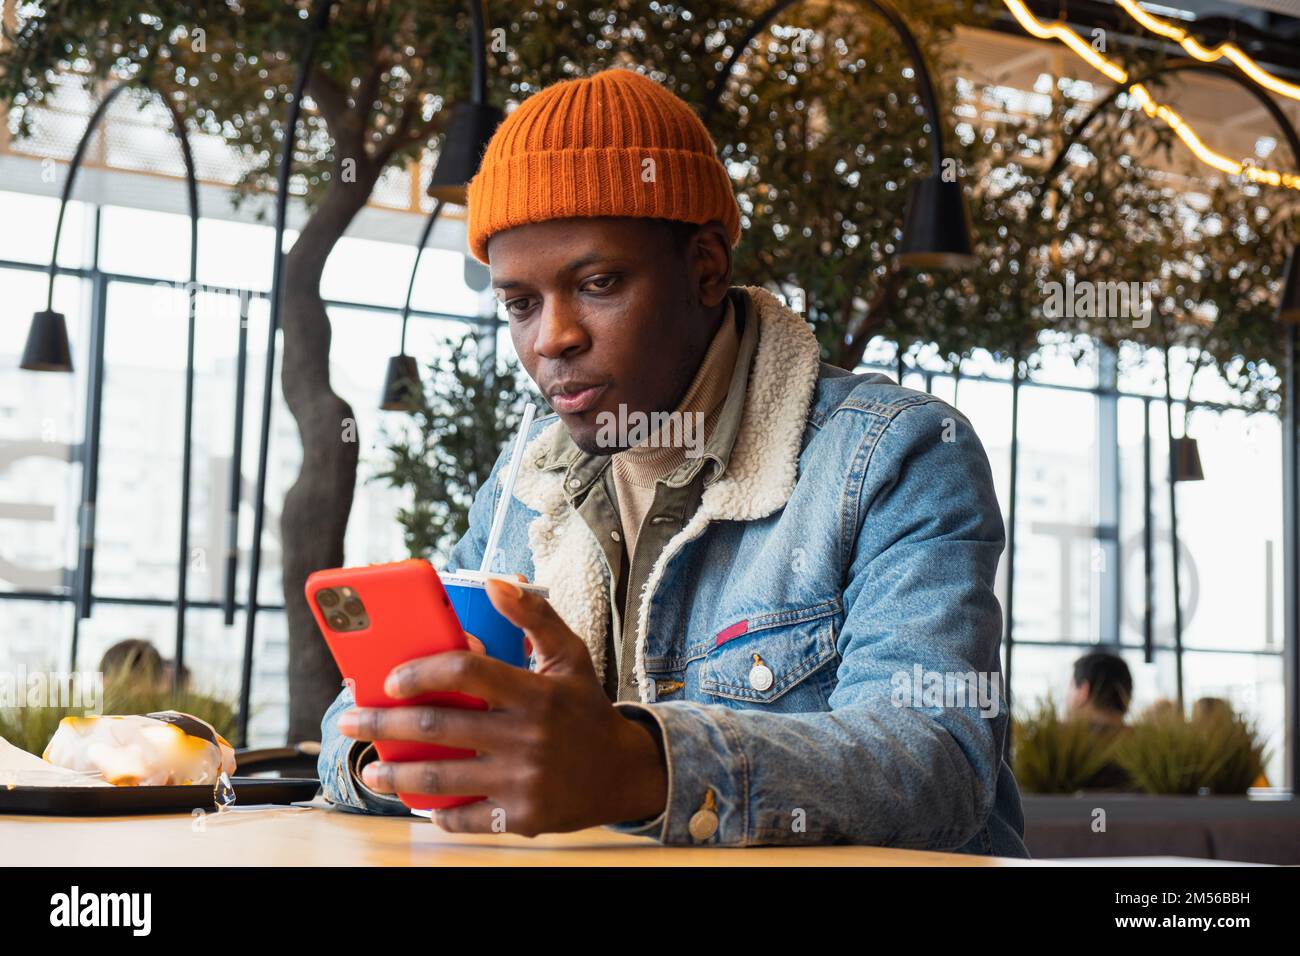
0, 202, 495, 669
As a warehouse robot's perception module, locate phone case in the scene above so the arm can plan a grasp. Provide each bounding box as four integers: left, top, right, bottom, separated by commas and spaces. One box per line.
306, 559, 487, 811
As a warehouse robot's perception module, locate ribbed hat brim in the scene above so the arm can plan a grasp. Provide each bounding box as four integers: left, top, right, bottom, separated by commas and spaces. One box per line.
464, 69, 742, 264
469, 147, 740, 262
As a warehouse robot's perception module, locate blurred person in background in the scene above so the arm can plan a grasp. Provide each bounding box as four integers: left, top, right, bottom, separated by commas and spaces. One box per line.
1193, 696, 1270, 788
1067, 651, 1132, 730
1067, 651, 1133, 790
99, 639, 166, 693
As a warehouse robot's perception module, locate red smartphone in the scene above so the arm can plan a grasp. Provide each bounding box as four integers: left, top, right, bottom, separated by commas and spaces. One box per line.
306, 558, 487, 811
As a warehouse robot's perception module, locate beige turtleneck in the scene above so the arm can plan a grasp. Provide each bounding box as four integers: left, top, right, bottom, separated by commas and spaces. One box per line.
610, 297, 740, 555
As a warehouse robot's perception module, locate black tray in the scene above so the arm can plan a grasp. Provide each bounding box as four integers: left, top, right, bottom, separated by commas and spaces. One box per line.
0, 777, 321, 816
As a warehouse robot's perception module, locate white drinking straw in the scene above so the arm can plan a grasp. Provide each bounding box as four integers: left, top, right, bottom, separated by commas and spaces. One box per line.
479, 402, 537, 574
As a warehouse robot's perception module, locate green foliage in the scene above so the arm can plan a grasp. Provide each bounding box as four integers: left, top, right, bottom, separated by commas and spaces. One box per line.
1151, 175, 1293, 412
2, 1, 1294, 407
1114, 704, 1268, 795
373, 331, 541, 564
1012, 697, 1126, 794
691, 0, 987, 360
1033, 68, 1297, 411
0, 2, 476, 205
1013, 696, 1269, 796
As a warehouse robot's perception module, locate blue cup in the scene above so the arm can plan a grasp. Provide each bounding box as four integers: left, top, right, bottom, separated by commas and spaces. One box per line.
439, 570, 549, 668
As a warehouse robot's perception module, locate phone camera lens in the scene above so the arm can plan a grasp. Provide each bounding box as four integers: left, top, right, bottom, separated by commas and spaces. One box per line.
327, 612, 349, 630
318, 589, 339, 608
343, 599, 364, 616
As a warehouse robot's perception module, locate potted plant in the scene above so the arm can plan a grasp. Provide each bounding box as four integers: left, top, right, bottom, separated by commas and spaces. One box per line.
373, 331, 539, 565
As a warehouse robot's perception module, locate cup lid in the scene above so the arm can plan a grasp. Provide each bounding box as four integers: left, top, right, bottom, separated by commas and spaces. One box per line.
440, 569, 549, 598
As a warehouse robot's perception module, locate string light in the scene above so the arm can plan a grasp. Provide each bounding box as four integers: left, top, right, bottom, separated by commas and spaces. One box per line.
1114, 0, 1300, 102
1002, 0, 1300, 191
1003, 0, 1126, 83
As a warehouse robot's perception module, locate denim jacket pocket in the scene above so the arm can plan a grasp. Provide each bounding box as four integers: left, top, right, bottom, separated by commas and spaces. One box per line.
695, 601, 840, 709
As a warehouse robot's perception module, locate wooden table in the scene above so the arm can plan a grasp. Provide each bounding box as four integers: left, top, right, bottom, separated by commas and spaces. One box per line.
0, 804, 1023, 866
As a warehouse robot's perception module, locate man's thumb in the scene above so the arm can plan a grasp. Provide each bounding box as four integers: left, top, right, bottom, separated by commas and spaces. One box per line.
484, 577, 580, 666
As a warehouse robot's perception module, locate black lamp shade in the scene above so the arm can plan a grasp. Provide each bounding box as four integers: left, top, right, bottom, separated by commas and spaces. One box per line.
1171, 436, 1205, 482
897, 175, 977, 270
428, 101, 505, 205
1278, 249, 1300, 324
380, 354, 422, 411
20, 309, 73, 372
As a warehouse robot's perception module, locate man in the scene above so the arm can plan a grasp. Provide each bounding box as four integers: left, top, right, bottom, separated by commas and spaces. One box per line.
319, 67, 1027, 855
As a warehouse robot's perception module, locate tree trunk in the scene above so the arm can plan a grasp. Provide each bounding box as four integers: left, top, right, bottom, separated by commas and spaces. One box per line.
833, 266, 906, 370
279, 175, 375, 743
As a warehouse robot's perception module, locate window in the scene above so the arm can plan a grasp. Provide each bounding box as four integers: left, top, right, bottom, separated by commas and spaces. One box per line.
0, 192, 484, 746
870, 331, 1288, 785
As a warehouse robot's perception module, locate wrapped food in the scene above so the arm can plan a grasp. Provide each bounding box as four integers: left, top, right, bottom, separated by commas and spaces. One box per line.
43, 711, 236, 786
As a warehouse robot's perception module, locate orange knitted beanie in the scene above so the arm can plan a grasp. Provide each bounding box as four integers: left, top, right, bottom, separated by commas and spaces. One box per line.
465, 68, 741, 264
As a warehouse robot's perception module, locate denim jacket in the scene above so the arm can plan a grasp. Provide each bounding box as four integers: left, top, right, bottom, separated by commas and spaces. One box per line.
319, 285, 1028, 856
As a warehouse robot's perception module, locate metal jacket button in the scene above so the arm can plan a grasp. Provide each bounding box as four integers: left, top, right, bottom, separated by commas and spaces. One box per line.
748, 653, 774, 692
688, 789, 719, 842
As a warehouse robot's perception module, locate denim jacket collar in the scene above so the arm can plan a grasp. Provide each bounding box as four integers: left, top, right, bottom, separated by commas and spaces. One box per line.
509, 285, 822, 698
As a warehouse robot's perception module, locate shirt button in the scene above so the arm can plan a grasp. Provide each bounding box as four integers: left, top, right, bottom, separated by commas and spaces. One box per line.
567, 478, 581, 489
610, 530, 621, 542
748, 658, 774, 692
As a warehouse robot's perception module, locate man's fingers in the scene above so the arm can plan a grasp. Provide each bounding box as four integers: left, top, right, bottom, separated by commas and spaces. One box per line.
463, 631, 487, 655
508, 575, 532, 656
385, 649, 533, 705
360, 756, 499, 798
484, 578, 582, 665
335, 705, 511, 752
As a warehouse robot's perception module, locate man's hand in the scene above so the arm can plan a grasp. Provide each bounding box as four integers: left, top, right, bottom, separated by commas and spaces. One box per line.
334, 578, 667, 836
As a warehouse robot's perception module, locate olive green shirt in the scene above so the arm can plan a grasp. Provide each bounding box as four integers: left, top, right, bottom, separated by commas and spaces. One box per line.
551, 287, 758, 703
